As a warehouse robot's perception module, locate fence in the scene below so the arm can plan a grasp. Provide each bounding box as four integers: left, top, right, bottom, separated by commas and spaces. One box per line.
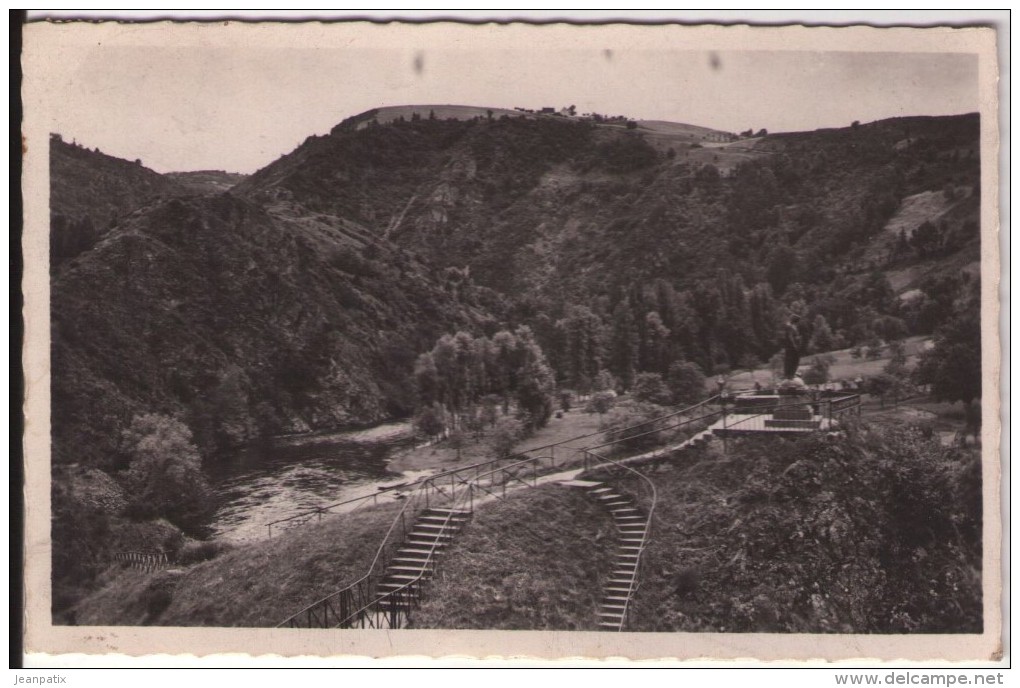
717, 393, 862, 434
265, 395, 723, 538
113, 550, 170, 573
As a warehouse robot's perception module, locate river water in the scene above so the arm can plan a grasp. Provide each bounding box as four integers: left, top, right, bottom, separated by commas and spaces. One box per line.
204, 420, 429, 543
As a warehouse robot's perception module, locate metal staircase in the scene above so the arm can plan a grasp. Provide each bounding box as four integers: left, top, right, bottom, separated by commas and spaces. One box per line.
587, 482, 650, 630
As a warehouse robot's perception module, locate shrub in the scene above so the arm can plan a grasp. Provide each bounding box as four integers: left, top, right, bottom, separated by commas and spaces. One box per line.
585, 390, 616, 417
599, 401, 666, 452
120, 414, 212, 529
631, 372, 673, 406
558, 390, 574, 412
592, 370, 616, 392
176, 539, 234, 566
488, 417, 526, 458
414, 402, 447, 439
110, 518, 184, 555
802, 354, 835, 385
667, 361, 707, 406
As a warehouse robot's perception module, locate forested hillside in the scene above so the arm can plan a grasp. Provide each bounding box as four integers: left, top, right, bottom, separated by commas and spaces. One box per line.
49, 135, 186, 267
238, 111, 980, 389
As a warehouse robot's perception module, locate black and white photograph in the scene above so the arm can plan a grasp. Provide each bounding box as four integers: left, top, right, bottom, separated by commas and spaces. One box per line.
19, 16, 1003, 663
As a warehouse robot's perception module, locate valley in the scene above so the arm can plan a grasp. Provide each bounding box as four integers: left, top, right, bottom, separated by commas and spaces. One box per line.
48, 106, 982, 624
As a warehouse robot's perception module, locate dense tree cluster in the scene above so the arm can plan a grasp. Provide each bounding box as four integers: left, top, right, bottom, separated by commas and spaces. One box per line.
534, 276, 788, 388
914, 282, 982, 428
119, 413, 212, 527
51, 214, 102, 267
413, 326, 556, 434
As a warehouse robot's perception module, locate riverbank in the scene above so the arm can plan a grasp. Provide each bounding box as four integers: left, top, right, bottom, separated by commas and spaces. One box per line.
272, 418, 413, 446
386, 408, 604, 474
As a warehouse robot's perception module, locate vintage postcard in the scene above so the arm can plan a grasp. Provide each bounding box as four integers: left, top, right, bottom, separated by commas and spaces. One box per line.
19, 19, 1003, 664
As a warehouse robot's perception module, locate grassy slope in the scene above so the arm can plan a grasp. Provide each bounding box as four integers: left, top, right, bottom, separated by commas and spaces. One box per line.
602, 428, 981, 633
74, 483, 615, 630
412, 484, 614, 630
720, 335, 933, 392
390, 406, 603, 472
74, 501, 404, 627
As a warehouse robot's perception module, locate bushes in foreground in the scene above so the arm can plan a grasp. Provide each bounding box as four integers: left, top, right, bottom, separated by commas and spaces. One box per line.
619, 422, 981, 633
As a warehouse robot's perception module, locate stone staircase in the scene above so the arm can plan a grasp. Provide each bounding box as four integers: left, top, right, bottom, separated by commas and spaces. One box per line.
562, 479, 649, 631
375, 507, 472, 613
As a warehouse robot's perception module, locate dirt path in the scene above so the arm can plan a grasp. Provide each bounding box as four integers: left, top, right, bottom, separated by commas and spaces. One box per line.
386, 408, 603, 474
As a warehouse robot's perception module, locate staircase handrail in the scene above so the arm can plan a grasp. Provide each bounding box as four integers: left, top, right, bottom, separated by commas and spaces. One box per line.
280, 452, 552, 629
276, 395, 726, 627
335, 498, 467, 629
277, 478, 430, 628
332, 452, 556, 629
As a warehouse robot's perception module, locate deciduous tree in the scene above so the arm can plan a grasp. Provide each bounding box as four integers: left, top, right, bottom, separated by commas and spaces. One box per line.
120, 414, 211, 528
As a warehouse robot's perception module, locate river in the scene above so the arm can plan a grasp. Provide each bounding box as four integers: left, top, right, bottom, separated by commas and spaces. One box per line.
204, 420, 431, 543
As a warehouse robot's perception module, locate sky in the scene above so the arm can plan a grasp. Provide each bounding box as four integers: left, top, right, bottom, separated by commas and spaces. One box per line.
41, 32, 981, 174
